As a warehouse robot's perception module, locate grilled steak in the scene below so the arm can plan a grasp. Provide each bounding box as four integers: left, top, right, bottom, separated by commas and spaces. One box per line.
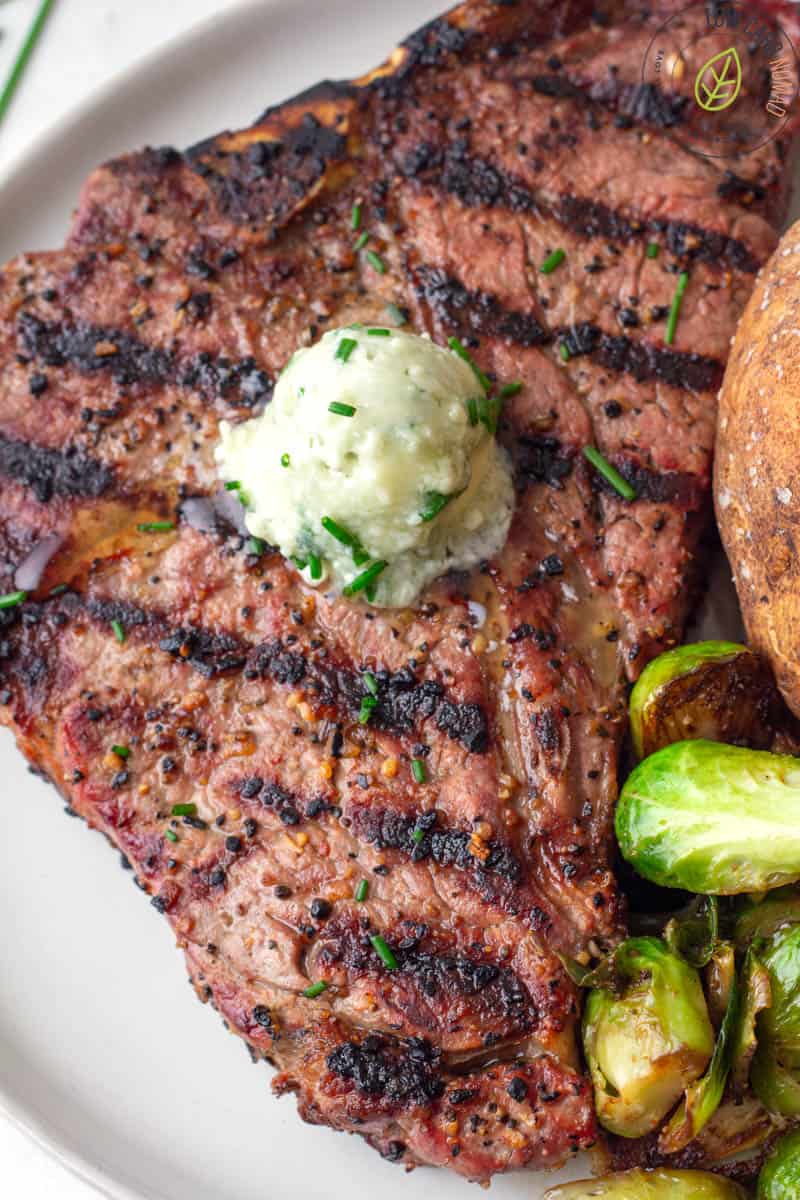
0, 0, 796, 1181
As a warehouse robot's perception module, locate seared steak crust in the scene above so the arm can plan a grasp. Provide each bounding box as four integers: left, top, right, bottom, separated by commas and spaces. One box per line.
0, 0, 795, 1181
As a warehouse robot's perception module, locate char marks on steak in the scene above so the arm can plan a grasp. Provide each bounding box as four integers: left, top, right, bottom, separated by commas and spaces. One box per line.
0, 0, 795, 1181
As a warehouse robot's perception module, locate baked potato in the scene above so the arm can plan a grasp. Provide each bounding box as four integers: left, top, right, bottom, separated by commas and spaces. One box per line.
716, 220, 800, 718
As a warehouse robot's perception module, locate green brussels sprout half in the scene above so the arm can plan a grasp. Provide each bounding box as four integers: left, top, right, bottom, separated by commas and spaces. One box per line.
544, 1168, 748, 1199
582, 937, 714, 1139
758, 1128, 800, 1200
751, 924, 800, 1116
616, 740, 800, 894
628, 641, 780, 761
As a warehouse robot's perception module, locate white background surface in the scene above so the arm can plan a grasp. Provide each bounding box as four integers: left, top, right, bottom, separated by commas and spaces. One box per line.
0, 6, 242, 1195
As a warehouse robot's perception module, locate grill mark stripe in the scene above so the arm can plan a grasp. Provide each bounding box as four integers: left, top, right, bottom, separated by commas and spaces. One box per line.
433, 151, 762, 274
0, 433, 114, 503
17, 312, 273, 409
79, 600, 489, 754
416, 266, 723, 392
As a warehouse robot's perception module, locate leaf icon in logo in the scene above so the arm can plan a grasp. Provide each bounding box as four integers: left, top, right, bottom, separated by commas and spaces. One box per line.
694, 46, 743, 112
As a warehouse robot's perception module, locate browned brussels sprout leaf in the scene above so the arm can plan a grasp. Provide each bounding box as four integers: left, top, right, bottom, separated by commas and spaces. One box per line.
659, 953, 739, 1154
629, 641, 781, 761
735, 887, 800, 950
731, 948, 771, 1100
706, 941, 736, 1030
665, 895, 719, 968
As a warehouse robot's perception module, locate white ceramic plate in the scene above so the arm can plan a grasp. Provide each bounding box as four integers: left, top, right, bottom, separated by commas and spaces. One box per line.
0, 3, 796, 1198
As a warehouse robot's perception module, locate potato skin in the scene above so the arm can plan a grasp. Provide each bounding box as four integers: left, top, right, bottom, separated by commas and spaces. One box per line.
715, 220, 800, 719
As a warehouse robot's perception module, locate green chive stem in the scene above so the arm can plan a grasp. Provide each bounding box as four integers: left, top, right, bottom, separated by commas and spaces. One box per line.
0, 0, 56, 128
335, 337, 357, 364
321, 516, 356, 546
355, 879, 369, 902
363, 672, 378, 697
540, 248, 566, 274
111, 745, 131, 759
366, 250, 386, 274
280, 453, 290, 468
448, 336, 490, 393
351, 202, 362, 231
302, 980, 328, 999
665, 271, 689, 346
583, 446, 637, 501
0, 590, 27, 610
309, 554, 322, 581
171, 803, 197, 817
164, 829, 179, 844
354, 231, 369, 251
370, 934, 398, 970
328, 401, 356, 416
111, 619, 126, 644
646, 243, 659, 259
343, 560, 388, 597
137, 521, 174, 533
411, 759, 427, 784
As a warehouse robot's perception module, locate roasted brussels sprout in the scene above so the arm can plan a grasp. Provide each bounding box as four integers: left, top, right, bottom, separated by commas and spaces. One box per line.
544, 1168, 747, 1198
751, 923, 800, 1116
616, 740, 800, 894
757, 1128, 800, 1199
582, 937, 714, 1138
629, 641, 780, 760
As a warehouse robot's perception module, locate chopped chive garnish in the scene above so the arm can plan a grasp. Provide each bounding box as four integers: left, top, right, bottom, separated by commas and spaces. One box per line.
343, 560, 388, 597
352, 544, 370, 566
411, 759, 427, 785
499, 381, 523, 399
646, 242, 659, 259
385, 302, 407, 326
354, 231, 370, 251
164, 829, 179, 844
583, 446, 637, 501
137, 521, 175, 533
292, 555, 308, 570
280, 453, 290, 468
248, 537, 266, 556
111, 619, 125, 644
411, 827, 425, 844
540, 248, 566, 274
111, 745, 130, 759
171, 803, 197, 817
419, 491, 451, 522
448, 336, 490, 393
365, 582, 377, 603
49, 584, 68, 597
366, 250, 386, 274
370, 934, 398, 970
351, 202, 362, 231
328, 401, 356, 416
0, 0, 56, 129
364, 672, 378, 697
335, 337, 358, 364
355, 879, 369, 903
225, 480, 241, 491
309, 554, 322, 581
367, 327, 391, 337
0, 590, 27, 610
559, 342, 571, 363
359, 695, 378, 724
466, 395, 479, 426
322, 516, 356, 546
665, 271, 689, 346
477, 393, 498, 435
303, 980, 328, 999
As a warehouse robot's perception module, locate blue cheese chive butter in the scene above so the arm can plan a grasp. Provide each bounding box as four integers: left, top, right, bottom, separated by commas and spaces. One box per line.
215, 326, 514, 608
